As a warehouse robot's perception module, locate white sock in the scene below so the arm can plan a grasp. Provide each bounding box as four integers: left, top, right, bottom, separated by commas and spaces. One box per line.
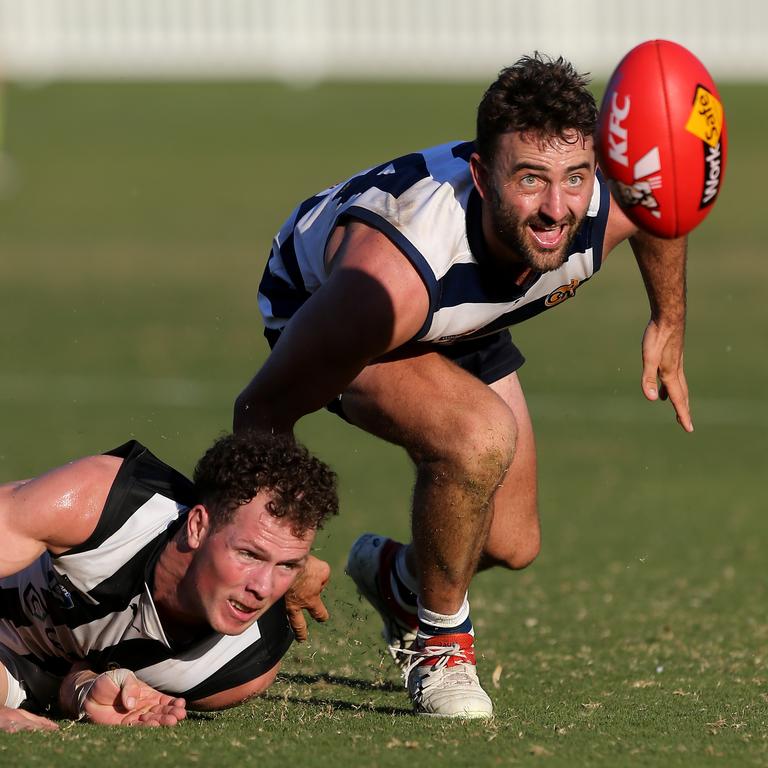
417, 595, 472, 638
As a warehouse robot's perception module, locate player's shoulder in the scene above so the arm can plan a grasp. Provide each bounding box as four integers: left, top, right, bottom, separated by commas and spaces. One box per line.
423, 139, 475, 162
11, 453, 122, 499
348, 140, 472, 190
56, 453, 123, 488
40, 454, 123, 525
412, 140, 475, 181
0, 453, 125, 557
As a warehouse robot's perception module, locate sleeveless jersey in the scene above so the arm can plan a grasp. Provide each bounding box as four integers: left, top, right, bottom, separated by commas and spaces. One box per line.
258, 140, 610, 344
0, 441, 293, 707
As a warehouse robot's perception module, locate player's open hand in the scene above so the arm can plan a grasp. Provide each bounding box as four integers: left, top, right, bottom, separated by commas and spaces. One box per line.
0, 706, 59, 732
284, 555, 331, 641
641, 318, 693, 432
76, 668, 187, 727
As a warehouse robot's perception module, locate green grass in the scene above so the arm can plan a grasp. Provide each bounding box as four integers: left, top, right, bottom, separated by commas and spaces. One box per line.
0, 79, 766, 766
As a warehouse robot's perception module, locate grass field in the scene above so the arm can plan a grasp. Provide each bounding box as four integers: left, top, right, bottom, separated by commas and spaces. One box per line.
0, 78, 766, 767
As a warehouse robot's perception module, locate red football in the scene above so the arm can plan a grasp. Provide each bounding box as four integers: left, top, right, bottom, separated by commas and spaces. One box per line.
596, 39, 727, 238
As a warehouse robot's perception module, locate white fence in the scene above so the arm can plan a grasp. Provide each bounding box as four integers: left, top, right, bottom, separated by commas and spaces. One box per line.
0, 0, 766, 81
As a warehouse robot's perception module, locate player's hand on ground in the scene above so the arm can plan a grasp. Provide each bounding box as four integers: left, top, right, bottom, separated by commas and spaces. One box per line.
77, 668, 187, 727
284, 555, 331, 641
0, 706, 59, 732
641, 318, 693, 432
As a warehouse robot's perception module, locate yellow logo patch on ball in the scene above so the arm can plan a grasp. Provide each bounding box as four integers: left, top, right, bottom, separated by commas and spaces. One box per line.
685, 86, 723, 148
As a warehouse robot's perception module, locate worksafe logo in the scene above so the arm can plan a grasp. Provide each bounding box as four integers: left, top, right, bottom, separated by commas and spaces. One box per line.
685, 86, 723, 148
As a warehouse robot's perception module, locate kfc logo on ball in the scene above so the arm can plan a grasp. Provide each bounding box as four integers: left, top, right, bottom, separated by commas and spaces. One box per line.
607, 92, 631, 167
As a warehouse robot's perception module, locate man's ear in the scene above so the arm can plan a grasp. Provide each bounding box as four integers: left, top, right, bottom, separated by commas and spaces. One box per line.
469, 152, 491, 201
186, 505, 211, 550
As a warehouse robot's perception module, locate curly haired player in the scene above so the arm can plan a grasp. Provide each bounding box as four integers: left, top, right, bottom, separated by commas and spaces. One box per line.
0, 431, 337, 731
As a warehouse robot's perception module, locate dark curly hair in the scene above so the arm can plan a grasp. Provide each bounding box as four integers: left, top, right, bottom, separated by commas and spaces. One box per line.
476, 53, 598, 162
193, 431, 338, 537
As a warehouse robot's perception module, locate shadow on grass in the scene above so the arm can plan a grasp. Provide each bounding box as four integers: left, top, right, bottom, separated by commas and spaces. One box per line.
262, 691, 412, 716
278, 671, 400, 693
186, 711, 218, 721
270, 672, 412, 715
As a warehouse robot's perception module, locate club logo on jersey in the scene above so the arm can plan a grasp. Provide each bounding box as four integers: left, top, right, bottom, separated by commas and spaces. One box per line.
612, 146, 663, 219
23, 584, 48, 621
545, 278, 581, 307
607, 92, 631, 167
47, 569, 75, 609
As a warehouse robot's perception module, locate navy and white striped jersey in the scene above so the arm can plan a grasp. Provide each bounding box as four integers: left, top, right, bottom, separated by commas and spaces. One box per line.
0, 441, 292, 708
258, 141, 610, 345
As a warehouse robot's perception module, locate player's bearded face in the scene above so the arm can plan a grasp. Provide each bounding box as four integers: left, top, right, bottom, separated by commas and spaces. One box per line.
481, 131, 596, 273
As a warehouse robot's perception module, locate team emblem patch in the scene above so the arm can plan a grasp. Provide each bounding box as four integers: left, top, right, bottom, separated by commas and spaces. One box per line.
545, 278, 581, 307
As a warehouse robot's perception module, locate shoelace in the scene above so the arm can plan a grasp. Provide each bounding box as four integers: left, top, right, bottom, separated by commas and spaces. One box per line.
385, 636, 416, 668
398, 641, 472, 685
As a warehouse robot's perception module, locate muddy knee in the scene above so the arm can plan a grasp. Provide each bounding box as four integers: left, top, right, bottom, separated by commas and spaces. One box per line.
415, 403, 517, 498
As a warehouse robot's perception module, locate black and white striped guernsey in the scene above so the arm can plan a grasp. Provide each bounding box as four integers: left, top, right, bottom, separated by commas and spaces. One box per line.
0, 441, 293, 707
258, 141, 610, 345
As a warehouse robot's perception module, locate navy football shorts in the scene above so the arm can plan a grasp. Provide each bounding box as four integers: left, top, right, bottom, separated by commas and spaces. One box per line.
434, 329, 525, 386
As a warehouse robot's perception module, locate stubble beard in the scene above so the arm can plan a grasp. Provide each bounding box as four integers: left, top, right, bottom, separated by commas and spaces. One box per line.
489, 190, 582, 273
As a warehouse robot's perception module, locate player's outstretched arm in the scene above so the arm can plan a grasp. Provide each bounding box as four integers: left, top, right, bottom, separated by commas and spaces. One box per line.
59, 668, 187, 727
629, 229, 693, 432
0, 706, 59, 732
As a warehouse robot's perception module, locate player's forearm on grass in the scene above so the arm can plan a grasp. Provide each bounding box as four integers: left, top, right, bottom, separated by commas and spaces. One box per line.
630, 231, 688, 326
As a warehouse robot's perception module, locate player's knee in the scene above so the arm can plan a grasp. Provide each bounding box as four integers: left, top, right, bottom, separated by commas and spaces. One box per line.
419, 405, 517, 494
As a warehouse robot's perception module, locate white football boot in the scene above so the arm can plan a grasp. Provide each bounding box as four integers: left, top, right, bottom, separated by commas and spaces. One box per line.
345, 533, 419, 667
401, 632, 493, 718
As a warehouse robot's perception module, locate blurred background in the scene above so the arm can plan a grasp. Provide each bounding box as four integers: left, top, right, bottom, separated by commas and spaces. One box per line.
1, 0, 767, 81
0, 0, 764, 465
0, 0, 765, 536
0, 0, 764, 559
0, 1, 767, 761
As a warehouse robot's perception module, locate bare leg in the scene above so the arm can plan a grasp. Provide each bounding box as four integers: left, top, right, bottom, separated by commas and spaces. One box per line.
480, 372, 540, 570
342, 350, 517, 614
